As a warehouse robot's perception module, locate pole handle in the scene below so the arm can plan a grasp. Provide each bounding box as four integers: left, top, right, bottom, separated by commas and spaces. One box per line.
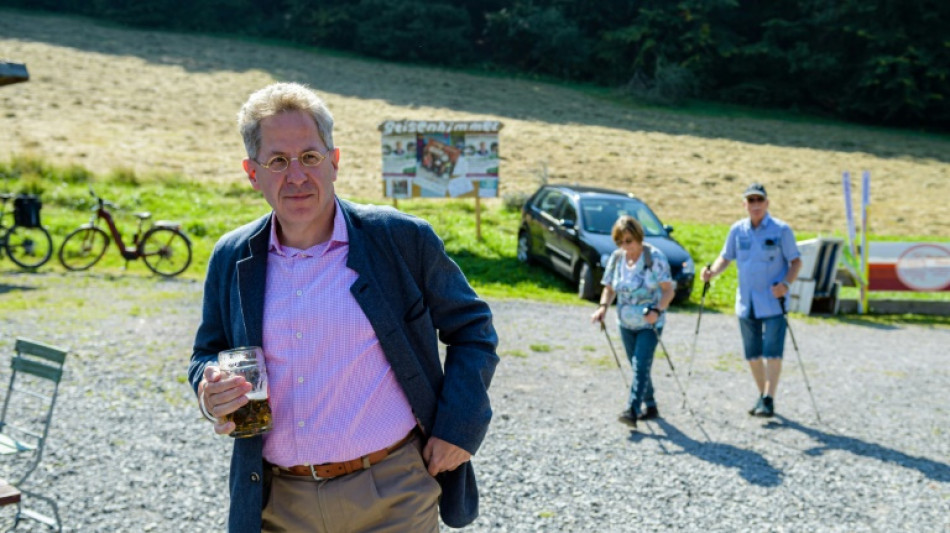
774, 282, 788, 315
701, 263, 712, 297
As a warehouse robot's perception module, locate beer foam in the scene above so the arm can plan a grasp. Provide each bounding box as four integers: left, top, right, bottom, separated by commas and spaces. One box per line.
246, 390, 268, 401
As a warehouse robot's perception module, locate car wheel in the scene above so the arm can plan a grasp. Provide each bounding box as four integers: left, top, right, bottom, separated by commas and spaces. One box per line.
672, 288, 692, 305
577, 262, 598, 301
517, 232, 533, 265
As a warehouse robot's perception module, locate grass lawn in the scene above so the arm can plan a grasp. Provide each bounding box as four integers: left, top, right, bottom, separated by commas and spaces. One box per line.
2, 157, 947, 327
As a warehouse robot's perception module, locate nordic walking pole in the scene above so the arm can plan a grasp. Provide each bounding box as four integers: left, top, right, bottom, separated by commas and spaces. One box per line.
601, 321, 629, 390
649, 316, 688, 410
682, 263, 711, 407
777, 290, 822, 423
648, 310, 711, 441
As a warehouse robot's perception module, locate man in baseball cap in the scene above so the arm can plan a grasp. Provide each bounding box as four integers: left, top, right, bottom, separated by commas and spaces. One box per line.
701, 182, 802, 417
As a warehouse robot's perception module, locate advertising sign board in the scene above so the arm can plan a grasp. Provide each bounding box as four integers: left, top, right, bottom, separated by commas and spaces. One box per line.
379, 120, 502, 199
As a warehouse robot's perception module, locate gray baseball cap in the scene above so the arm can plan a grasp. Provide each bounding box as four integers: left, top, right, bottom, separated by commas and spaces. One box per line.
743, 183, 767, 198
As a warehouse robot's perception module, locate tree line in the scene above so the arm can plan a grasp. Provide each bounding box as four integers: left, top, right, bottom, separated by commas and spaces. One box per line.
5, 0, 948, 129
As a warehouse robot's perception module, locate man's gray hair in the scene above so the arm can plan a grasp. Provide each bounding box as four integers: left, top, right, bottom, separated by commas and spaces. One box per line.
237, 82, 335, 160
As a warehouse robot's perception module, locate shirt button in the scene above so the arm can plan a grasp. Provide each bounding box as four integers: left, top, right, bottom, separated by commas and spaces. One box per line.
297, 376, 304, 384
296, 332, 302, 339
296, 290, 302, 296
298, 421, 305, 428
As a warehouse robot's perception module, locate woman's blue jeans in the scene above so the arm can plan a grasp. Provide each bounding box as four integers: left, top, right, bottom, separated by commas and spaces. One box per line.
619, 326, 661, 415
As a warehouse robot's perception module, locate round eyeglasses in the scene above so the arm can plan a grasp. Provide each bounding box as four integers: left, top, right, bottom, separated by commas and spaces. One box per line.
253, 149, 331, 173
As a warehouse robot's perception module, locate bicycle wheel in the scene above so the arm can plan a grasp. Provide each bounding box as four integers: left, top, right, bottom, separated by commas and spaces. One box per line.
4, 225, 53, 269
141, 227, 192, 277
58, 227, 109, 271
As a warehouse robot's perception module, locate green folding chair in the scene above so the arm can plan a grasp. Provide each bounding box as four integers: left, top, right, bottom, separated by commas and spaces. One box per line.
0, 338, 68, 531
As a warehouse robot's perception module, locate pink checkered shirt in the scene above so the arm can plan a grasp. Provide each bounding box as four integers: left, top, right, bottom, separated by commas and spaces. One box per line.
260, 201, 417, 467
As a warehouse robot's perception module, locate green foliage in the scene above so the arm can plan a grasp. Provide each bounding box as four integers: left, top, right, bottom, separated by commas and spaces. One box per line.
93, 0, 173, 28
603, 0, 739, 83
352, 1, 475, 65
281, 0, 362, 50
484, 3, 591, 79
283, 0, 475, 65
721, 0, 950, 126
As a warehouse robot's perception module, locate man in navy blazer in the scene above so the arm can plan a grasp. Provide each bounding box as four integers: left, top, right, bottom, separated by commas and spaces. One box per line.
189, 82, 498, 531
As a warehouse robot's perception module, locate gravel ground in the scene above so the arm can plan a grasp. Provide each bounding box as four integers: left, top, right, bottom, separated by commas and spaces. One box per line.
0, 271, 948, 532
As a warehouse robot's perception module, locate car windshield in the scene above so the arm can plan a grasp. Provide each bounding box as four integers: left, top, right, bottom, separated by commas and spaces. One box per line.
579, 198, 667, 236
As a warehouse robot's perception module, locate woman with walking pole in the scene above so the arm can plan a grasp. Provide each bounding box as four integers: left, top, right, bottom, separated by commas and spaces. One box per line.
591, 216, 675, 431
700, 183, 802, 418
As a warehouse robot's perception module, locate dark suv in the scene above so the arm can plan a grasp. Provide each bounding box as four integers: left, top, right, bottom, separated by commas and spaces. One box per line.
517, 184, 695, 302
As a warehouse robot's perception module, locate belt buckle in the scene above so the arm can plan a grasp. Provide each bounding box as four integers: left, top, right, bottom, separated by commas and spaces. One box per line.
308, 465, 328, 481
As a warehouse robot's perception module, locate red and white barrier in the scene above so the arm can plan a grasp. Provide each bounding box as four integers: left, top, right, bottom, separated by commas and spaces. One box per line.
868, 242, 950, 292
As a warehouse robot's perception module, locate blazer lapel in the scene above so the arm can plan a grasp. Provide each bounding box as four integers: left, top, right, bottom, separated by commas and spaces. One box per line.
342, 203, 398, 340
343, 203, 374, 303
237, 217, 270, 347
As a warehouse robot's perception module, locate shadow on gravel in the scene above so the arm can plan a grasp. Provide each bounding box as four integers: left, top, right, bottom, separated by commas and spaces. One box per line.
830, 315, 950, 329
825, 316, 901, 330
0, 281, 38, 296
766, 416, 950, 482
632, 418, 783, 487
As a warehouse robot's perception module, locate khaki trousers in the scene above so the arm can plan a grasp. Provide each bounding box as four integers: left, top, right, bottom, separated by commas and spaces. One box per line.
261, 435, 441, 533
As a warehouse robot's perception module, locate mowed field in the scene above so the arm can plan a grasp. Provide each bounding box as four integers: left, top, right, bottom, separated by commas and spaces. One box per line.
1, 9, 949, 237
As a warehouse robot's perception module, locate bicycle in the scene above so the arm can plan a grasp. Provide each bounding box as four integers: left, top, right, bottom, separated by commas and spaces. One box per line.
0, 193, 53, 269
58, 188, 192, 277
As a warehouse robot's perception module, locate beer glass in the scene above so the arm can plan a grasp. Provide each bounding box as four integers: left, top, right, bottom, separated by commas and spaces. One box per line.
218, 346, 273, 438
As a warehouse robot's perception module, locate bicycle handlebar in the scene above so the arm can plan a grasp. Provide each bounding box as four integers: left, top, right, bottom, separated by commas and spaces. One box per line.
88, 187, 118, 210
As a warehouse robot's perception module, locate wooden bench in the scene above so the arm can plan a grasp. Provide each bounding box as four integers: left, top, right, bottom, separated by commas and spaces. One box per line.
0, 478, 21, 506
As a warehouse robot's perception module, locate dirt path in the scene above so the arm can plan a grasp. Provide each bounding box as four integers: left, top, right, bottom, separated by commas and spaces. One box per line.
0, 271, 947, 531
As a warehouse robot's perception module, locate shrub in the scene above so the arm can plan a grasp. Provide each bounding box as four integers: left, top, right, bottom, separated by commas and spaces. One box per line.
626, 59, 699, 105
16, 172, 45, 196
502, 192, 529, 212
57, 164, 94, 184
108, 167, 140, 186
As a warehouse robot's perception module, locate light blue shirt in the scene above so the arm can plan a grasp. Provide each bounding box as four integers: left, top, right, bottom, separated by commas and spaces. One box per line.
721, 213, 800, 319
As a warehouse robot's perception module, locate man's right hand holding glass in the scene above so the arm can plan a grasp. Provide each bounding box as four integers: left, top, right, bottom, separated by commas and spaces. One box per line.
199, 364, 253, 435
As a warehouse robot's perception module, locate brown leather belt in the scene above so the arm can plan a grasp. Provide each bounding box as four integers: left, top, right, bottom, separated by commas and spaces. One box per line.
272, 431, 415, 481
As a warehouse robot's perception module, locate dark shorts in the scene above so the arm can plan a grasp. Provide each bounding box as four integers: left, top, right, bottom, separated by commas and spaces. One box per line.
739, 315, 787, 360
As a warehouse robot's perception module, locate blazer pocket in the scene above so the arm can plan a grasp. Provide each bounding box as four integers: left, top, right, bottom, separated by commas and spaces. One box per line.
404, 296, 429, 322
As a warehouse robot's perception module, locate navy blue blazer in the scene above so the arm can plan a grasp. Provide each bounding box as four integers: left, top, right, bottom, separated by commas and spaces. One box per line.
189, 199, 498, 530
